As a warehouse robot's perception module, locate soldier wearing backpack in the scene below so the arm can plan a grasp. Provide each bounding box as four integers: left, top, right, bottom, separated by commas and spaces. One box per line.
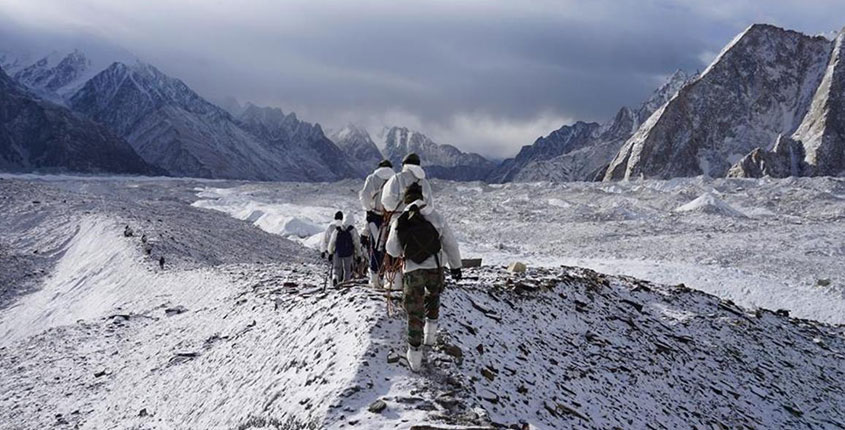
328, 212, 364, 285
385, 183, 462, 372
320, 211, 344, 260
359, 159, 395, 288
381, 153, 433, 214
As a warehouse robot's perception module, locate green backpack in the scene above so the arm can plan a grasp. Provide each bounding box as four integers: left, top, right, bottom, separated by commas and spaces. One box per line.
396, 206, 441, 264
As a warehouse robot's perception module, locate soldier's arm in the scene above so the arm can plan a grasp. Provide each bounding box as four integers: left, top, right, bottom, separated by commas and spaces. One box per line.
385, 219, 402, 258
438, 215, 462, 269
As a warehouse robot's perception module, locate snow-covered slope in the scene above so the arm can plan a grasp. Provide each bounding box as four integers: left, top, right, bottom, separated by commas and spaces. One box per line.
237, 103, 359, 179
0, 177, 843, 429
605, 24, 838, 180
0, 66, 157, 175
329, 124, 386, 175
490, 70, 693, 183
69, 62, 350, 181
380, 126, 496, 181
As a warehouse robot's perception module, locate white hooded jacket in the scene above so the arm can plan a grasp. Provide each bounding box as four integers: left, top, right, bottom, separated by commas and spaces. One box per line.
380, 164, 433, 213
320, 219, 342, 253
385, 200, 461, 273
328, 214, 363, 258
359, 166, 395, 214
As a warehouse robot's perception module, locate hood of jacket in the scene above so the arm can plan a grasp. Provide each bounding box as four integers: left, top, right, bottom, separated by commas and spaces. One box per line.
340, 213, 356, 228
403, 164, 426, 180
374, 166, 395, 180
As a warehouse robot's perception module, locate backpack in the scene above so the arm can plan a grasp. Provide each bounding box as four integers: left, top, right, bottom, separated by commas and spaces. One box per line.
396, 207, 441, 264
335, 226, 355, 258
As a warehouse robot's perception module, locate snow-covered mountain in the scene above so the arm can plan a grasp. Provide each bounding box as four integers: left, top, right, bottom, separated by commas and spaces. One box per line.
489, 70, 693, 183
69, 61, 353, 181
0, 65, 157, 175
379, 126, 496, 181
329, 124, 385, 175
12, 50, 92, 103
605, 24, 845, 180
236, 103, 359, 179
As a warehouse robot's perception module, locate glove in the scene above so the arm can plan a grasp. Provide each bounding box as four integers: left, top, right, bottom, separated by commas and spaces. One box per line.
450, 268, 462, 281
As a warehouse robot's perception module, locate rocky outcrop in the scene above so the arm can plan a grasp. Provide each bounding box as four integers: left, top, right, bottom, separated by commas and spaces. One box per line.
728, 135, 809, 178
380, 126, 496, 181
605, 25, 840, 181
0, 66, 157, 175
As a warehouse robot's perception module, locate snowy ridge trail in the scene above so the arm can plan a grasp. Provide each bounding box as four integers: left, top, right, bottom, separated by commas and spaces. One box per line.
0, 215, 233, 345
1, 176, 844, 429
4, 263, 842, 429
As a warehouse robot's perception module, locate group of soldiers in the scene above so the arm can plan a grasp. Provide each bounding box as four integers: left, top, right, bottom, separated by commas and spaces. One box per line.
319, 153, 462, 372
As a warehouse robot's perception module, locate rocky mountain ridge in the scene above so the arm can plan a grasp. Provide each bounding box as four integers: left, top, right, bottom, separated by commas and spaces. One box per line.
489, 70, 693, 183
606, 24, 845, 181
0, 65, 157, 175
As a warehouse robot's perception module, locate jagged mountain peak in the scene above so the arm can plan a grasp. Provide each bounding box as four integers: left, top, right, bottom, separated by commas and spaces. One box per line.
0, 65, 156, 175
330, 124, 384, 174
70, 62, 356, 181
12, 49, 93, 102
376, 125, 495, 180
604, 24, 836, 181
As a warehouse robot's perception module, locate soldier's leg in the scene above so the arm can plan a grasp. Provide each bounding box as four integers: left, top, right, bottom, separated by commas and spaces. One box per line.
403, 270, 425, 347
332, 255, 342, 285
424, 268, 445, 320
341, 257, 353, 282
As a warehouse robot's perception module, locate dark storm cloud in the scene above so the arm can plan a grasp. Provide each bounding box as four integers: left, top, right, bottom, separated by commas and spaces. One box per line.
1, 0, 843, 157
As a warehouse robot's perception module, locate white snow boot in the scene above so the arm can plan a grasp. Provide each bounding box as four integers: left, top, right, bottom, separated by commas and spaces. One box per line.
423, 319, 438, 346
369, 270, 382, 289
406, 344, 422, 372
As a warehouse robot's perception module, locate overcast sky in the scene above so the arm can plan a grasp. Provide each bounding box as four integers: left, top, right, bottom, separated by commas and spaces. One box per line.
1, 0, 843, 158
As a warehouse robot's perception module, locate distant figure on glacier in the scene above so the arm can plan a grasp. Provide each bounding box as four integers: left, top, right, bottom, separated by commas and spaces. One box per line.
320, 211, 344, 260
385, 182, 462, 372
328, 212, 363, 285
359, 159, 395, 289
381, 153, 433, 213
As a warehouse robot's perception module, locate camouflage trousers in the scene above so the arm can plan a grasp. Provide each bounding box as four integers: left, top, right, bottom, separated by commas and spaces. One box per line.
403, 268, 444, 347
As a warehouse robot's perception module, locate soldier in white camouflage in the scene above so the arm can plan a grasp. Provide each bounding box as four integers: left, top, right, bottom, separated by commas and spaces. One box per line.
385, 182, 462, 372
